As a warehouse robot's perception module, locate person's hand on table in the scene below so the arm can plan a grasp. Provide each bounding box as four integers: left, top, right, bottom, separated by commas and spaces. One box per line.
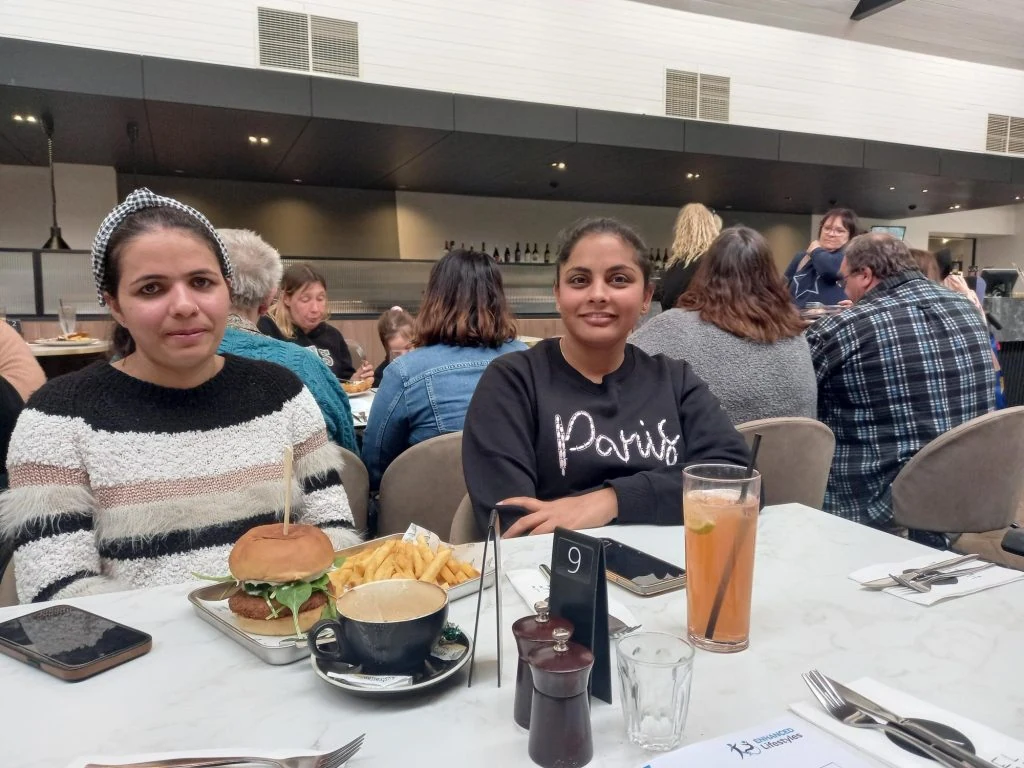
353, 361, 375, 381
501, 488, 618, 538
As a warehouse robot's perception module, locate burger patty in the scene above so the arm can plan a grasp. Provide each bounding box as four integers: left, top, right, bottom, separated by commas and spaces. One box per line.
228, 589, 329, 621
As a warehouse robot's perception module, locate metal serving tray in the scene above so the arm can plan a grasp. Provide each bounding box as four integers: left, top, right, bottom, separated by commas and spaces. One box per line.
187, 535, 495, 666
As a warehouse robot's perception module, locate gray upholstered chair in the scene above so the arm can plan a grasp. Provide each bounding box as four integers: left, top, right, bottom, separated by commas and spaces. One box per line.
892, 406, 1024, 570
338, 446, 369, 533
735, 417, 836, 509
377, 432, 465, 537
0, 537, 15, 607
449, 494, 482, 544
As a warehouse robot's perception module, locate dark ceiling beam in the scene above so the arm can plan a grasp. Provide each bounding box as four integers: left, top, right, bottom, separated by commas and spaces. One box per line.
850, 0, 907, 21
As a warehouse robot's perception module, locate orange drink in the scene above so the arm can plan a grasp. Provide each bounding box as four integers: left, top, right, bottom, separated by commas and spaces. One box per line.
683, 465, 760, 653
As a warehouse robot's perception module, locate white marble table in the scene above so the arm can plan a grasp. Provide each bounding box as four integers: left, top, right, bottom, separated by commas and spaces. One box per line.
2, 504, 1022, 768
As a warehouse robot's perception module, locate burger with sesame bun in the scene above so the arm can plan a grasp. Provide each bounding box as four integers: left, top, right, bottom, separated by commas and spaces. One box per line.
225, 523, 339, 636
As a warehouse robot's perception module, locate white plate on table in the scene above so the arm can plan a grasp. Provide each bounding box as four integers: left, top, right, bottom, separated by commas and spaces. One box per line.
30, 338, 104, 347
345, 390, 373, 399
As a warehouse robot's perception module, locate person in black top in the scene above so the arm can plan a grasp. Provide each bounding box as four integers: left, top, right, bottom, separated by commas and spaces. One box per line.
656, 203, 719, 311
462, 217, 750, 537
258, 263, 374, 382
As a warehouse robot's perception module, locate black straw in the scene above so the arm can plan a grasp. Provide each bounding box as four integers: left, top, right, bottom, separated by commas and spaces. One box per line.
704, 434, 761, 642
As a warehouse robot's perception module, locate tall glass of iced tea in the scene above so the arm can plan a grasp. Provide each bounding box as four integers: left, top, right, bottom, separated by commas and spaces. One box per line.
683, 464, 760, 653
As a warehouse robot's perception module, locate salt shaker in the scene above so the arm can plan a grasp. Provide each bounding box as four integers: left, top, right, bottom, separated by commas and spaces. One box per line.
511, 600, 574, 729
527, 627, 595, 768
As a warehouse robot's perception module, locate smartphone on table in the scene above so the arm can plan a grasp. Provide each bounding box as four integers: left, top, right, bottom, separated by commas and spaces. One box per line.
600, 538, 686, 596
0, 604, 152, 682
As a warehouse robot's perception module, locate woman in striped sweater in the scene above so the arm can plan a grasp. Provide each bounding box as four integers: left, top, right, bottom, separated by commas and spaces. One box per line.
0, 189, 360, 604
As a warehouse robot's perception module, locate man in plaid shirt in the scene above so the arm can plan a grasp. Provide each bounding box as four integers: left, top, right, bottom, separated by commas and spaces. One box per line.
807, 234, 995, 546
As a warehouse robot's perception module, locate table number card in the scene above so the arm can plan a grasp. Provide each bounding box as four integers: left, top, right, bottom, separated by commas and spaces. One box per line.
548, 527, 612, 703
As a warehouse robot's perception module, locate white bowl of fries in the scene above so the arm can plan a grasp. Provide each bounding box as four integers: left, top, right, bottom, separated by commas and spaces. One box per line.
329, 524, 495, 602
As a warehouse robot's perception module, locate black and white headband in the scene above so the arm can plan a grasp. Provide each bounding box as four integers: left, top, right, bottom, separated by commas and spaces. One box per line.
91, 188, 234, 306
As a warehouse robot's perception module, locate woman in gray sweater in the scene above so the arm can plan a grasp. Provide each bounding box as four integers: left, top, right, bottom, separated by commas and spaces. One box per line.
631, 226, 816, 425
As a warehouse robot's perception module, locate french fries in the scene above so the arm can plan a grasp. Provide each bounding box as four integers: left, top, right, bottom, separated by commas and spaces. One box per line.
329, 535, 481, 593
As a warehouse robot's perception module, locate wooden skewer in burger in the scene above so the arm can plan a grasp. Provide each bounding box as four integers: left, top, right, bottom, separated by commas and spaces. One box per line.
226, 446, 339, 636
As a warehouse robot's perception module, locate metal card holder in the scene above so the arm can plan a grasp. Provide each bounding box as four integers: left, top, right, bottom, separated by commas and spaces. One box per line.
468, 508, 503, 687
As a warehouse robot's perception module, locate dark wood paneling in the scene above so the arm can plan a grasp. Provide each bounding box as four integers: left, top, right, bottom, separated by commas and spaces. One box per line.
453, 95, 576, 141
142, 57, 311, 116
576, 109, 685, 152
312, 79, 453, 130
684, 122, 779, 160
780, 132, 863, 167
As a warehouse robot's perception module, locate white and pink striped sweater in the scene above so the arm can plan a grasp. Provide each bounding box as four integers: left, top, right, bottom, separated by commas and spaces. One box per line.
0, 355, 361, 603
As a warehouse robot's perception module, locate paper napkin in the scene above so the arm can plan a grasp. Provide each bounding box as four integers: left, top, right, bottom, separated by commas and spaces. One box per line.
791, 677, 1024, 767
849, 553, 1024, 605
505, 568, 640, 629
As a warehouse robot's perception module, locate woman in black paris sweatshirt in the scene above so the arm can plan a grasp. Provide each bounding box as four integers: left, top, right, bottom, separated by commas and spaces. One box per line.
462, 217, 750, 536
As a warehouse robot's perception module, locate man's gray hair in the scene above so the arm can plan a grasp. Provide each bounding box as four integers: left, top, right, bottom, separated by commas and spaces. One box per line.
844, 233, 918, 281
216, 228, 283, 310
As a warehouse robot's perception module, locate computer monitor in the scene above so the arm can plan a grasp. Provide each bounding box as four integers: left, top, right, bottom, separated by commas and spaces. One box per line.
980, 269, 1019, 297
869, 225, 907, 240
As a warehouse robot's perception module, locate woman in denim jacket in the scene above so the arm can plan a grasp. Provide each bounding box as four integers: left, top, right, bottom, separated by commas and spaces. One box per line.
362, 249, 526, 488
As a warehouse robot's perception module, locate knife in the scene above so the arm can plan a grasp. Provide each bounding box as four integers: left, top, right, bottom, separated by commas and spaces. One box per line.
860, 554, 979, 590
826, 676, 999, 768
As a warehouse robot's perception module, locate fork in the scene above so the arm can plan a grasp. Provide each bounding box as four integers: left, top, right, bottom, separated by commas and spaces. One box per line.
84, 733, 364, 768
801, 672, 965, 768
609, 618, 641, 639
891, 562, 996, 593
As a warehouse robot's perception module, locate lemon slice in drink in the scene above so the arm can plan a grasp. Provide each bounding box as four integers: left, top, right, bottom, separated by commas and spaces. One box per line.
686, 514, 716, 535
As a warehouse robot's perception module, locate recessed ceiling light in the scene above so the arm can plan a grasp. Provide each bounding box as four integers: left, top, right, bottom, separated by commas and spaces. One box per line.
248, 135, 271, 145
921, 189, 928, 193
1017, 196, 1022, 201
685, 172, 700, 179
954, 204, 961, 209
259, 137, 270, 145
889, 186, 896, 191
248, 136, 258, 144
174, 169, 184, 174
12, 114, 23, 122
293, 178, 302, 183
26, 115, 37, 123
13, 114, 38, 123
550, 161, 566, 170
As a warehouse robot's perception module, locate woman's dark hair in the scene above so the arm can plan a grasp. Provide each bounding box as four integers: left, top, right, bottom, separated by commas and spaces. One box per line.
267, 263, 328, 339
817, 208, 860, 240
554, 217, 651, 284
102, 206, 225, 358
414, 250, 517, 348
678, 226, 804, 343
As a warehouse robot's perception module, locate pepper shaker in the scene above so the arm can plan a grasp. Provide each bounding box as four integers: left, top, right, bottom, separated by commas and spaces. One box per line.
511, 600, 573, 729
527, 627, 595, 768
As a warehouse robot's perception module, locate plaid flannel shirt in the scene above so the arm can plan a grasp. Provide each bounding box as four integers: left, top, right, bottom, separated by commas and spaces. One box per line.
807, 270, 995, 530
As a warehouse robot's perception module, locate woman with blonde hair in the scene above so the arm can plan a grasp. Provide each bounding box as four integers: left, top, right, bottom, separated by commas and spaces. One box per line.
658, 203, 720, 311
258, 264, 374, 382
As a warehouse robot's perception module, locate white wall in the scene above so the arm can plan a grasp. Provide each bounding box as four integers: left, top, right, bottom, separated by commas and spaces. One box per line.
0, 163, 117, 249
5, 0, 1024, 154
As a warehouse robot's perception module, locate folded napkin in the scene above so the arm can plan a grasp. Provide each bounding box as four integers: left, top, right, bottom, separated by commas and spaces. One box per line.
849, 553, 1024, 605
790, 677, 1024, 767
505, 568, 640, 629
66, 747, 321, 768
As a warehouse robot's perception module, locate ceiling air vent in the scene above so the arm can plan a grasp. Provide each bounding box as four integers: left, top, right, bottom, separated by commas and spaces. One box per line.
311, 16, 359, 77
987, 114, 1010, 153
666, 70, 729, 122
258, 7, 310, 72
698, 74, 730, 123
1009, 116, 1024, 155
666, 69, 698, 119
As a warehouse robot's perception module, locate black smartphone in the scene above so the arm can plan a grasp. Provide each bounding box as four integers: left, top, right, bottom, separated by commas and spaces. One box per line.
600, 538, 686, 596
1001, 527, 1024, 558
0, 605, 152, 682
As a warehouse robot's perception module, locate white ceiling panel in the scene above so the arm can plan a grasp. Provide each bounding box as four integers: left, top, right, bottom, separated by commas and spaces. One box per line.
630, 0, 1024, 71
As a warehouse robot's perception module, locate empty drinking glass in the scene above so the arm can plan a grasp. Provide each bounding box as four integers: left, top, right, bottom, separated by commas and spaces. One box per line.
58, 301, 77, 336
616, 632, 695, 751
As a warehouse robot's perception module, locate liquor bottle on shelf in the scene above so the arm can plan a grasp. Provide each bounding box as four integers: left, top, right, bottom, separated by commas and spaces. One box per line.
481, 241, 487, 255
493, 246, 501, 261
443, 240, 450, 253
514, 242, 522, 263
504, 246, 512, 263
543, 244, 551, 263
532, 243, 540, 263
